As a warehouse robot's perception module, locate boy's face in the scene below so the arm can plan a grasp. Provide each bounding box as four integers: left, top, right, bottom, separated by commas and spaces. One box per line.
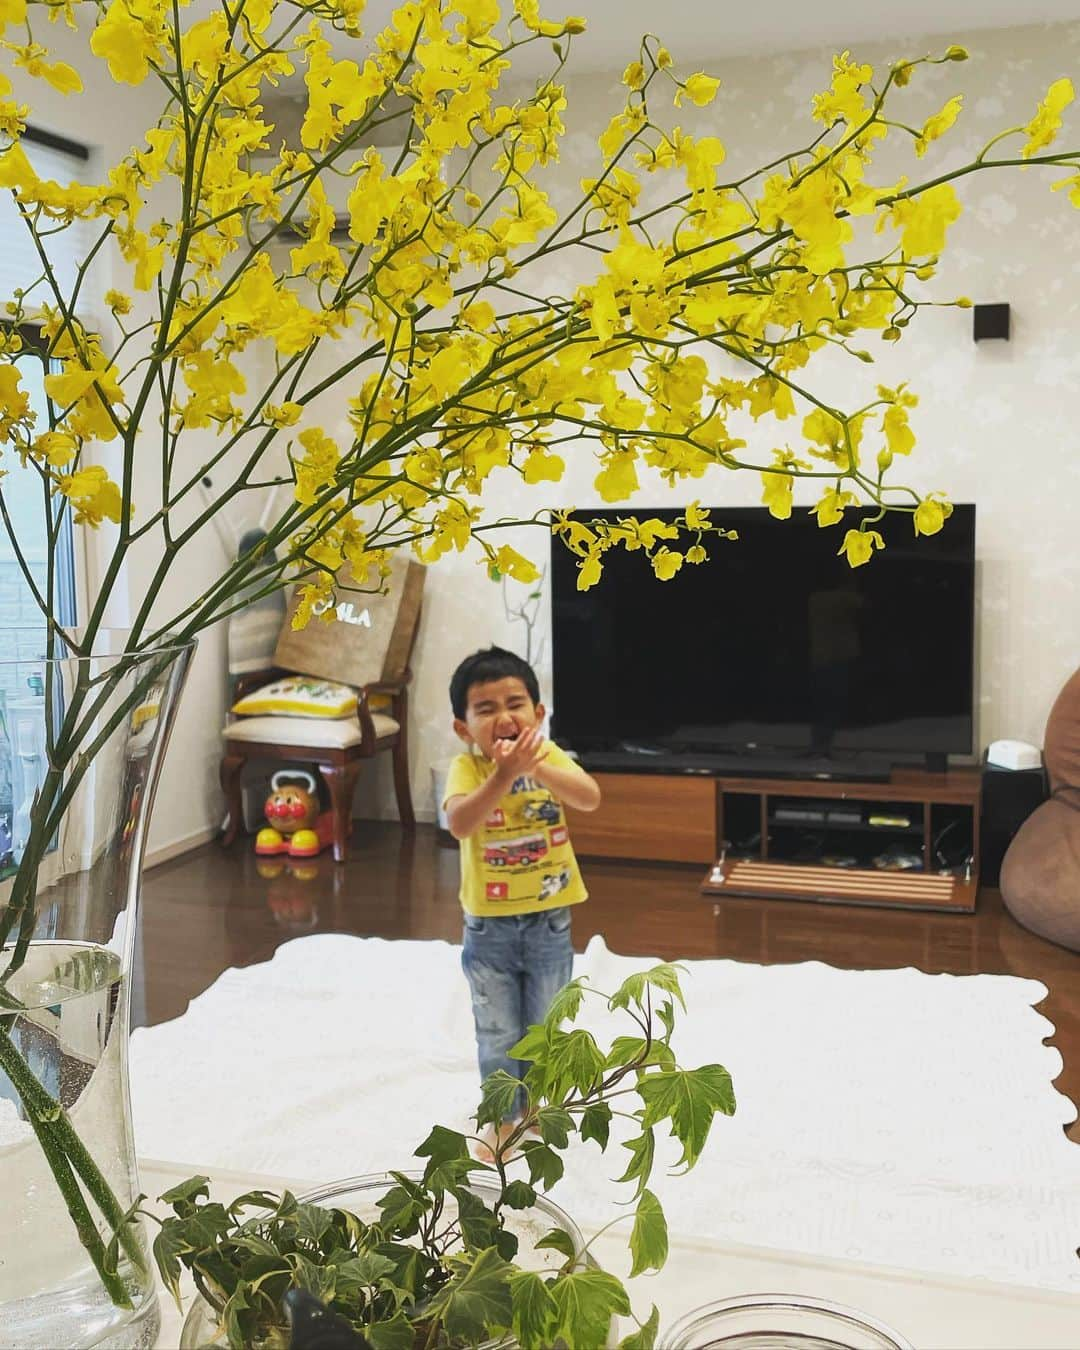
454, 676, 545, 759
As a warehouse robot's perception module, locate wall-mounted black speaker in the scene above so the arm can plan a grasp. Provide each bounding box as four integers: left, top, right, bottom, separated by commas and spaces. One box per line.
973, 303, 1010, 342
980, 755, 1047, 886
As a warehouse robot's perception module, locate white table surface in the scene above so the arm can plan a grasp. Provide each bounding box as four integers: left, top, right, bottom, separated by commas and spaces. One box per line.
140, 1157, 1080, 1349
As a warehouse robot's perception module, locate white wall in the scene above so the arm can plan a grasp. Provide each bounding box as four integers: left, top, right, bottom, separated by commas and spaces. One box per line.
18, 16, 1080, 842
376, 17, 1080, 823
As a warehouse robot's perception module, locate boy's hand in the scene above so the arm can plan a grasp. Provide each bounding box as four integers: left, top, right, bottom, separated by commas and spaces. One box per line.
491, 727, 547, 783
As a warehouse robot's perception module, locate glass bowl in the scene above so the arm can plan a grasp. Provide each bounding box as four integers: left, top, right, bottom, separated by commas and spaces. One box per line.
179, 1169, 596, 1349
660, 1293, 914, 1350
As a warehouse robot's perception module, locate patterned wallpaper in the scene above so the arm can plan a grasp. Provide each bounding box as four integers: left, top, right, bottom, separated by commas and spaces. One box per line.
354, 18, 1080, 824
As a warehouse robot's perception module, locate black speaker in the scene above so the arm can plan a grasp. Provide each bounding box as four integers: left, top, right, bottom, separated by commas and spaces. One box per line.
980, 755, 1048, 886
973, 303, 1010, 341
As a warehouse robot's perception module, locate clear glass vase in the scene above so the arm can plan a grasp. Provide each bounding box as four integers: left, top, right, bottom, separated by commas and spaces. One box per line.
660, 1294, 914, 1350
180, 1170, 599, 1349
0, 633, 194, 1349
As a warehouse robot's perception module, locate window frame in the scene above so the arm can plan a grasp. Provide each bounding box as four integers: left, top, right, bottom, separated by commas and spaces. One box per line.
0, 324, 79, 882
4, 322, 80, 629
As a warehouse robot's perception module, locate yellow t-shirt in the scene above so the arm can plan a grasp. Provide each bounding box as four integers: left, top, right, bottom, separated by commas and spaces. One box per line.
443, 741, 589, 917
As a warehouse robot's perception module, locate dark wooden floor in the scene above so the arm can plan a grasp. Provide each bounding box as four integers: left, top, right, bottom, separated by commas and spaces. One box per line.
137, 822, 1080, 1144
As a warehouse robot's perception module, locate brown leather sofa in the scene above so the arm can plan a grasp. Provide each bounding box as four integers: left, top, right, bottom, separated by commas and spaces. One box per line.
1000, 666, 1080, 952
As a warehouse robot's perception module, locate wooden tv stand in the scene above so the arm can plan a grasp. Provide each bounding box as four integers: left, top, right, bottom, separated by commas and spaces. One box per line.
567, 765, 981, 912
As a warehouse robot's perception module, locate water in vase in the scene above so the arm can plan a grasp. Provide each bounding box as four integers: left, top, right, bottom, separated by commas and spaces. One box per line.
0, 940, 157, 1349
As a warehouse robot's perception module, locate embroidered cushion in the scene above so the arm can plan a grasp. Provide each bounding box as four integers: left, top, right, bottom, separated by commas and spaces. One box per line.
232, 675, 357, 719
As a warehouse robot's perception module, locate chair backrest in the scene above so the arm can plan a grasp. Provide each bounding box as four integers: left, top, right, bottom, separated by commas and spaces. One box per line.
272, 556, 426, 689
379, 558, 425, 686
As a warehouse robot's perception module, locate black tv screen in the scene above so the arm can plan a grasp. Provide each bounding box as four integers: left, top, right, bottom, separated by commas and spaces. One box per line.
550, 505, 975, 760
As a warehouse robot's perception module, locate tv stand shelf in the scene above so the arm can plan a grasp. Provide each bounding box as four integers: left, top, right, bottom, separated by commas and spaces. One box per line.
567, 766, 981, 912
702, 859, 977, 912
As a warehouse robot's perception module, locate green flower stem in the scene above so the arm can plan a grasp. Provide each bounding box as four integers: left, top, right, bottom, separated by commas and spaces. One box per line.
0, 1028, 137, 1309
0, 1025, 148, 1276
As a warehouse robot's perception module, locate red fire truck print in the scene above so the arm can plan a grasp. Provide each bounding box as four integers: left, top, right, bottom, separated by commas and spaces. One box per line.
483, 833, 548, 867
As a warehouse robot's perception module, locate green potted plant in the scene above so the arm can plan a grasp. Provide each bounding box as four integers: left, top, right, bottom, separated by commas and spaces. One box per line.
153, 962, 734, 1349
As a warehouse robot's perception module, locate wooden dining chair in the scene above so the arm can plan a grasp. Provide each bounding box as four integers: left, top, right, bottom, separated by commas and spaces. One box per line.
220, 564, 424, 862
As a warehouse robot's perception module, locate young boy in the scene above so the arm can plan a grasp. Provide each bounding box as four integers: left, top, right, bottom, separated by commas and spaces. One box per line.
445, 646, 601, 1158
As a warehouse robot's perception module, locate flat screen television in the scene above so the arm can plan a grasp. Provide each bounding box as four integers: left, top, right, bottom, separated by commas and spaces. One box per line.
550, 505, 976, 769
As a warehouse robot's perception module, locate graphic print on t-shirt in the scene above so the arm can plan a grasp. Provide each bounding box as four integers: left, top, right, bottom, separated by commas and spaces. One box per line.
480, 778, 575, 904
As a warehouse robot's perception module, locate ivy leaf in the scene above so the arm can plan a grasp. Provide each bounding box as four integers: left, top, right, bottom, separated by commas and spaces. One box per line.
549, 1268, 631, 1350
609, 963, 687, 1015
342, 1250, 397, 1288
494, 1227, 520, 1264
535, 1226, 576, 1264
476, 1069, 524, 1128
508, 1023, 549, 1065
415, 1124, 472, 1189
365, 1313, 415, 1350
617, 1128, 655, 1197
428, 1246, 513, 1343
637, 1064, 736, 1170
415, 1124, 469, 1168
522, 1139, 564, 1191
544, 976, 587, 1028
500, 1179, 537, 1210
605, 1035, 646, 1069
175, 1202, 234, 1254
152, 1219, 188, 1305
231, 1231, 285, 1262
225, 1187, 289, 1225
294, 1202, 334, 1247
605, 1035, 675, 1072
628, 1189, 668, 1277
376, 1183, 428, 1237
453, 1187, 500, 1253
509, 1269, 558, 1350
657, 997, 676, 1042
221, 1282, 254, 1349
292, 1251, 337, 1302
536, 1105, 574, 1149
580, 1101, 612, 1149
375, 1243, 433, 1302
158, 1175, 210, 1215
620, 1304, 661, 1349
562, 1028, 605, 1095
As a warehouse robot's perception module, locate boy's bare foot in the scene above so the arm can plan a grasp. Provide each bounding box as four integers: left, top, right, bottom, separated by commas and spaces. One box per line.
471, 1119, 524, 1164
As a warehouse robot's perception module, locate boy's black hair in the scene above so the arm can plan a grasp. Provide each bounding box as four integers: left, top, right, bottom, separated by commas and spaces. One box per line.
450, 646, 541, 719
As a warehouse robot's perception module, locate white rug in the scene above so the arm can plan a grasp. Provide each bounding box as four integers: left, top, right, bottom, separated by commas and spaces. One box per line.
130, 934, 1080, 1293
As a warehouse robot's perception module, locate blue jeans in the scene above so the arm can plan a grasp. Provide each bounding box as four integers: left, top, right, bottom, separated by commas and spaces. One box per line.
461, 907, 574, 1121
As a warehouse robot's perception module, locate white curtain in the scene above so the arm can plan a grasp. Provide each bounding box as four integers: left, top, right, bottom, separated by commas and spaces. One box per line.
0, 132, 93, 308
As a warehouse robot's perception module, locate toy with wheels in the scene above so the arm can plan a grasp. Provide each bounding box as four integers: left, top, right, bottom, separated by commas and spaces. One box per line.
256, 771, 335, 858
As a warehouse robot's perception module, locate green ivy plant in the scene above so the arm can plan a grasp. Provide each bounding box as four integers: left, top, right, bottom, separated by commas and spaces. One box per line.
150, 963, 735, 1349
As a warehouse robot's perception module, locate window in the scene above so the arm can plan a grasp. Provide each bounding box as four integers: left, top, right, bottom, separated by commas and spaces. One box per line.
0, 129, 89, 874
